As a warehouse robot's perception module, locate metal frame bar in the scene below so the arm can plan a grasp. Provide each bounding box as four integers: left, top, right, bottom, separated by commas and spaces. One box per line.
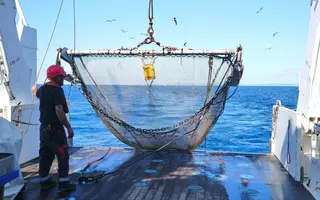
65, 48, 238, 56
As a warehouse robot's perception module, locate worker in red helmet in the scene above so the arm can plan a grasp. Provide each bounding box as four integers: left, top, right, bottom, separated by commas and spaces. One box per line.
35, 65, 76, 191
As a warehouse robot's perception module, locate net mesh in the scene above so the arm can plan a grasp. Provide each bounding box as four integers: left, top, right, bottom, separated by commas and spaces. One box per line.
64, 51, 241, 151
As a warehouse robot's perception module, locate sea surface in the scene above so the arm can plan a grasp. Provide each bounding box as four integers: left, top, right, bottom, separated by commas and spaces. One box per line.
64, 85, 298, 154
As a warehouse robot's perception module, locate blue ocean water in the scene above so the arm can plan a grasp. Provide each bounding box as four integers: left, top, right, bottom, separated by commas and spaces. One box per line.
64, 85, 298, 154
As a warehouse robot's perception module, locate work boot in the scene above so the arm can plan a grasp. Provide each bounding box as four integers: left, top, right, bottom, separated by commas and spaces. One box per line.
40, 178, 57, 191
59, 181, 76, 191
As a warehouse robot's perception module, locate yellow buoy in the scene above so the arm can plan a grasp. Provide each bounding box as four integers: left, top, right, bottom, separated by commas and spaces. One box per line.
143, 64, 156, 80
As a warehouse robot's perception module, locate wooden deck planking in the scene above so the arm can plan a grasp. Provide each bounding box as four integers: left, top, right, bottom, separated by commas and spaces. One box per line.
136, 157, 168, 200
143, 183, 159, 200
91, 152, 152, 200
143, 152, 184, 200
15, 147, 316, 200
161, 153, 184, 200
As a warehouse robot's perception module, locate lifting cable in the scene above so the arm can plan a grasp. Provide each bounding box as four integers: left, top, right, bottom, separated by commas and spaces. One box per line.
17, 0, 64, 134
67, 0, 77, 101
36, 0, 64, 83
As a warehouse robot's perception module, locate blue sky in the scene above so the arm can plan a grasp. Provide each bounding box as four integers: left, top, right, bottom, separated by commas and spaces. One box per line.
19, 0, 310, 85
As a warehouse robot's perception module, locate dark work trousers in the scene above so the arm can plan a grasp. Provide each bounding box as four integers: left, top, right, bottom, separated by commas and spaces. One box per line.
39, 124, 69, 179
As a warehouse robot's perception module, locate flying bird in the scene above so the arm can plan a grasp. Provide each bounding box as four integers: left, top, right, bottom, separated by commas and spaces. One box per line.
173, 17, 177, 25
129, 37, 135, 39
273, 32, 279, 37
106, 19, 116, 22
140, 33, 148, 36
121, 29, 128, 33
256, 7, 263, 14
184, 42, 187, 47
264, 47, 272, 50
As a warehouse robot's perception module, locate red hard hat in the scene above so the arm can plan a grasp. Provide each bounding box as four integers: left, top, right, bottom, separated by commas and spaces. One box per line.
46, 65, 66, 79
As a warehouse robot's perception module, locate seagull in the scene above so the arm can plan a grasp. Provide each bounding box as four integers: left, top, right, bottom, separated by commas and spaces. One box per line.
121, 29, 128, 33
173, 17, 177, 25
264, 46, 272, 50
140, 33, 148, 37
106, 19, 116, 22
184, 42, 187, 47
129, 37, 135, 39
273, 32, 279, 37
256, 7, 263, 14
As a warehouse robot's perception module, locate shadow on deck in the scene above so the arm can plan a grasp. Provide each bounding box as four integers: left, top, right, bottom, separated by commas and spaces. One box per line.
15, 147, 315, 200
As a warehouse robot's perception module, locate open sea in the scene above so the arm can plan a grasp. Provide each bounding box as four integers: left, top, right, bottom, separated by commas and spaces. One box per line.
64, 85, 298, 154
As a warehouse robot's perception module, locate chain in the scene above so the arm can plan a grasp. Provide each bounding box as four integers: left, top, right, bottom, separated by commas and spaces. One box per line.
69, 74, 231, 142
82, 75, 231, 136
120, 0, 179, 51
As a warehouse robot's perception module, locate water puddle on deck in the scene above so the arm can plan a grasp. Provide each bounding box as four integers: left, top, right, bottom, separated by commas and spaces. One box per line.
193, 153, 206, 157
188, 185, 203, 190
237, 163, 250, 168
144, 169, 157, 174
151, 159, 163, 163
206, 173, 228, 181
134, 182, 148, 187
